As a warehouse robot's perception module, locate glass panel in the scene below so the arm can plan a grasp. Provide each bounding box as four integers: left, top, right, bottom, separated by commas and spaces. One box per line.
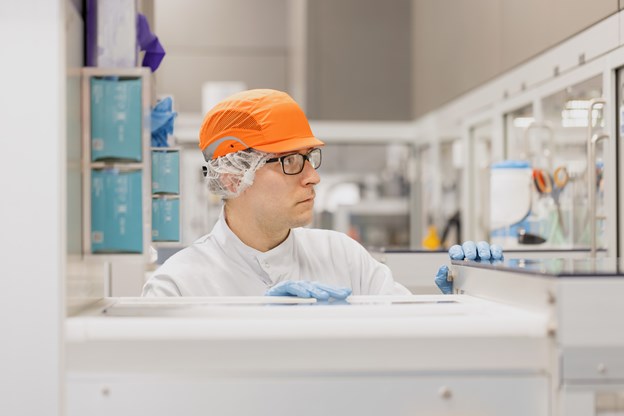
541, 75, 604, 249
416, 141, 461, 250
504, 104, 535, 161
419, 144, 434, 246
439, 141, 461, 248
488, 106, 536, 248
469, 123, 493, 242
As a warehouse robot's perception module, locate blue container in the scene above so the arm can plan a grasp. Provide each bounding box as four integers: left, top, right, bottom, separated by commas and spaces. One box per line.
91, 169, 143, 253
91, 77, 143, 162
151, 149, 180, 194
152, 197, 180, 242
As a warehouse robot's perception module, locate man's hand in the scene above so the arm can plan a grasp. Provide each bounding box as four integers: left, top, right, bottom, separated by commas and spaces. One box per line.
434, 265, 453, 294
435, 241, 504, 294
449, 241, 503, 261
265, 280, 352, 300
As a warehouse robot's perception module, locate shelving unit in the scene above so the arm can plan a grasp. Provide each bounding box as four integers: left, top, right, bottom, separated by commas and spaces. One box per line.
151, 146, 181, 245
81, 67, 152, 263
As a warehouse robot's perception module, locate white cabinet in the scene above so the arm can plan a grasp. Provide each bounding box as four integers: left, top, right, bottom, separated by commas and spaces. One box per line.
66, 295, 552, 415
68, 374, 548, 416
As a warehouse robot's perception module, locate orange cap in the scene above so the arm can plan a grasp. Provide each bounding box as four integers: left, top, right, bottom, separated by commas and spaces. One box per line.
199, 89, 324, 159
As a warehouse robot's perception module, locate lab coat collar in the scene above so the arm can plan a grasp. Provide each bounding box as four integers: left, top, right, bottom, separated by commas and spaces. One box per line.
213, 207, 296, 284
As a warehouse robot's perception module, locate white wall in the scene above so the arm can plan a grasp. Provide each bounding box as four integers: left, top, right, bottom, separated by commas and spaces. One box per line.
306, 0, 413, 120
153, 0, 291, 113
411, 0, 618, 118
0, 1, 65, 415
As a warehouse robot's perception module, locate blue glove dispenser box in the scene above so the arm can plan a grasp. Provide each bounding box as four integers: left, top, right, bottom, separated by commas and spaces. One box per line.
152, 197, 180, 242
151, 149, 180, 194
91, 169, 143, 253
90, 77, 143, 162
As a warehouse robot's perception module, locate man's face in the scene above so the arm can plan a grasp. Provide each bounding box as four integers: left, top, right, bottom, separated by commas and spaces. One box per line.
238, 148, 321, 231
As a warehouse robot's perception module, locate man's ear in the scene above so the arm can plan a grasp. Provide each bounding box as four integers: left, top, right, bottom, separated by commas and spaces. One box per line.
220, 173, 240, 194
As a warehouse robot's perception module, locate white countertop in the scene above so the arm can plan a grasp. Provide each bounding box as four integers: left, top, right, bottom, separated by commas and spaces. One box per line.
67, 295, 550, 341
66, 294, 553, 376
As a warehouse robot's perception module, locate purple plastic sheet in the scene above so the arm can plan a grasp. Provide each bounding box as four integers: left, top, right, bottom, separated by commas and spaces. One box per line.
85, 0, 97, 66
137, 13, 165, 72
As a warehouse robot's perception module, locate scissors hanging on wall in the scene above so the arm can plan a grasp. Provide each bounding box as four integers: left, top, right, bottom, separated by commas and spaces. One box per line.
532, 166, 569, 237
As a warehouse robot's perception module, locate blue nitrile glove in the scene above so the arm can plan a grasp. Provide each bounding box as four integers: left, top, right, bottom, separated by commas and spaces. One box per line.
265, 280, 352, 301
436, 241, 504, 294
448, 241, 504, 261
434, 265, 453, 294
150, 96, 177, 147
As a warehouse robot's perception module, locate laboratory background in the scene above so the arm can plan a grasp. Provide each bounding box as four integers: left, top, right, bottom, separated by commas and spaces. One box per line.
3, 0, 624, 415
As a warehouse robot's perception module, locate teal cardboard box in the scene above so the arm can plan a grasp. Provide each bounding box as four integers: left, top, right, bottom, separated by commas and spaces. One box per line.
91, 169, 143, 253
91, 77, 143, 162
151, 149, 180, 194
152, 197, 180, 242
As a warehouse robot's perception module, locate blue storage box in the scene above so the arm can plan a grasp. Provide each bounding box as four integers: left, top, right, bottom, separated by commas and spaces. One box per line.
91, 169, 143, 253
151, 149, 180, 194
152, 197, 180, 242
91, 77, 143, 162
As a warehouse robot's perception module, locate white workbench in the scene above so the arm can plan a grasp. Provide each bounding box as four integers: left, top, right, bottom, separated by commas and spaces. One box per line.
67, 294, 551, 416
66, 256, 624, 416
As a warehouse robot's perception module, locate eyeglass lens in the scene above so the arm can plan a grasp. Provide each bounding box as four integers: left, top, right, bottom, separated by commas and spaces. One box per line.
282, 148, 321, 174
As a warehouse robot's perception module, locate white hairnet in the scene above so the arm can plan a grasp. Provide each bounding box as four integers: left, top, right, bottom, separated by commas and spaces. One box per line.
203, 148, 274, 199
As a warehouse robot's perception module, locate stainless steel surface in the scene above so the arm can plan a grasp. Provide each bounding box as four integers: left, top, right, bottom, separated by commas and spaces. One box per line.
586, 97, 606, 257
589, 132, 609, 257
452, 257, 624, 277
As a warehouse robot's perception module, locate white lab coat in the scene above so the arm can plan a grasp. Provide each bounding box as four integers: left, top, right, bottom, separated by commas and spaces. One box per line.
142, 212, 410, 297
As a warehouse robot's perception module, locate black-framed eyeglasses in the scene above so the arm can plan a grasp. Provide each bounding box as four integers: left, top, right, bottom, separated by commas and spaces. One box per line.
265, 148, 322, 175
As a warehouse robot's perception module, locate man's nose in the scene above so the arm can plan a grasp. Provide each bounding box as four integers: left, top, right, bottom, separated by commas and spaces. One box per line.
301, 159, 320, 185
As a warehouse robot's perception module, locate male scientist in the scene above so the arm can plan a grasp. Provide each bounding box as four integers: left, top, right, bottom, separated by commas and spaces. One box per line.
142, 89, 500, 299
